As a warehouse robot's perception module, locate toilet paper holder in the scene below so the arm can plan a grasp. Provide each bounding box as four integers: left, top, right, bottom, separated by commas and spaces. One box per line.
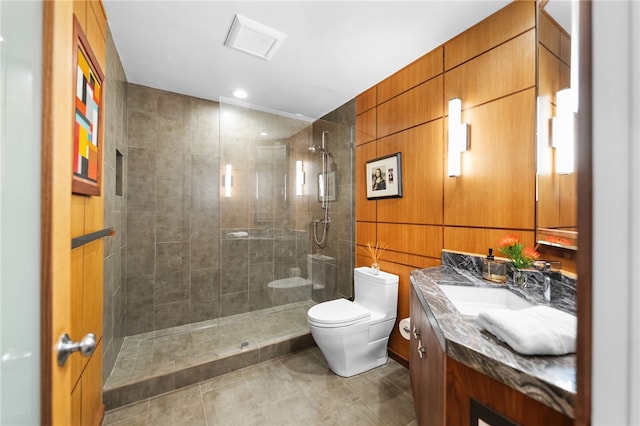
399, 318, 412, 340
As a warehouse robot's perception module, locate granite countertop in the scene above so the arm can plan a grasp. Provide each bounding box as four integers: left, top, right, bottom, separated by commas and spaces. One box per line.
410, 265, 576, 418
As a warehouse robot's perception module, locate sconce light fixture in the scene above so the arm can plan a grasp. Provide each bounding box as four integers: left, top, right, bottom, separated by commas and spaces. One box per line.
222, 164, 233, 197
447, 98, 469, 177
295, 160, 305, 196
552, 88, 575, 174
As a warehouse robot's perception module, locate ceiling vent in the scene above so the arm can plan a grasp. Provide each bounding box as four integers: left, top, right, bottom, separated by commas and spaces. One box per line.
224, 14, 287, 61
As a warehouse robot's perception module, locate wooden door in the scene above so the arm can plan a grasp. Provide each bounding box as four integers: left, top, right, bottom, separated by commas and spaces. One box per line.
41, 1, 106, 425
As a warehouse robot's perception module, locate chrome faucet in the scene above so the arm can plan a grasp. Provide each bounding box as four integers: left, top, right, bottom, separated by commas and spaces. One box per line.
540, 262, 552, 302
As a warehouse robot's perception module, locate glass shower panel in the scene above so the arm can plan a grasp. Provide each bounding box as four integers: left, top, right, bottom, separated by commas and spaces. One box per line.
219, 100, 314, 315
219, 100, 355, 313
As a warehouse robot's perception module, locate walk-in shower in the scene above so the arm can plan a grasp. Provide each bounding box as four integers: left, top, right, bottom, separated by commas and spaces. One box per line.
106, 89, 355, 409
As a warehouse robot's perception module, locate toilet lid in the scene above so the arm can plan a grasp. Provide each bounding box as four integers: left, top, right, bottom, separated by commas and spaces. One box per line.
307, 298, 370, 327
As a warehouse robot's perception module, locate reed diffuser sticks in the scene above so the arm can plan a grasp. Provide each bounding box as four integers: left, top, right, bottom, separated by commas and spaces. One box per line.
365, 241, 388, 265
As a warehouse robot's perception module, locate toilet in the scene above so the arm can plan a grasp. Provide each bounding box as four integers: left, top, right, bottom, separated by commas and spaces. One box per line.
307, 266, 399, 377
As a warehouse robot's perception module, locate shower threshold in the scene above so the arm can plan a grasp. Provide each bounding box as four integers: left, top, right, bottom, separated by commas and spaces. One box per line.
103, 300, 315, 410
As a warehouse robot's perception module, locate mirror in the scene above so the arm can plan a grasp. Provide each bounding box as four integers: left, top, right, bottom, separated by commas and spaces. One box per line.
536, 0, 578, 250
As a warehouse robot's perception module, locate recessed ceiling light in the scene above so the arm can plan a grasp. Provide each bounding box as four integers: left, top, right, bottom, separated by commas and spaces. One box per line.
231, 89, 248, 99
224, 14, 287, 61
260, 132, 269, 136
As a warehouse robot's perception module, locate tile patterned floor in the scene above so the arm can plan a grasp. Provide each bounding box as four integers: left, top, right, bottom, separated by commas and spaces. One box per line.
103, 346, 417, 426
105, 301, 315, 392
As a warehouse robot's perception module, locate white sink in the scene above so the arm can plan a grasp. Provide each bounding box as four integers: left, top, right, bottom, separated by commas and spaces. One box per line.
439, 285, 533, 317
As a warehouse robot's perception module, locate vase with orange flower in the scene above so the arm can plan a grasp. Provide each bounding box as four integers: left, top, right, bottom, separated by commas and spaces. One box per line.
498, 235, 540, 287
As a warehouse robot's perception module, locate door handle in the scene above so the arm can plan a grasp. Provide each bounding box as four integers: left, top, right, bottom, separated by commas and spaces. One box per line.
417, 341, 426, 359
56, 333, 97, 366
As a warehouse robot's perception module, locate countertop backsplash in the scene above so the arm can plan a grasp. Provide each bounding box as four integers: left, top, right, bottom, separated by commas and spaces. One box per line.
441, 250, 577, 315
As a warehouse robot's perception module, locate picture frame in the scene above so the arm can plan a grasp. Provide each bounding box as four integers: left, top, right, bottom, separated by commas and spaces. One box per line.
366, 152, 403, 199
318, 170, 337, 203
71, 16, 104, 196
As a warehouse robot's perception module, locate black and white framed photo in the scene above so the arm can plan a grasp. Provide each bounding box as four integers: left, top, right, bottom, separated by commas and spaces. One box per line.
366, 152, 402, 199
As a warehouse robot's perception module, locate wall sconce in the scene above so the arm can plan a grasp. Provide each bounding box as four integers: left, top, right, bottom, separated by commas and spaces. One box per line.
536, 96, 552, 176
222, 164, 233, 197
295, 160, 305, 196
447, 98, 469, 177
552, 88, 575, 174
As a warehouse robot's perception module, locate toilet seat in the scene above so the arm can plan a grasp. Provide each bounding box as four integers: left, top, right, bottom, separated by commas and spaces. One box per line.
307, 298, 370, 328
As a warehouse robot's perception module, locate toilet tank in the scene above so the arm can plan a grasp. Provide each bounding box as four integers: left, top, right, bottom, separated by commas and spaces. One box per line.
353, 267, 399, 317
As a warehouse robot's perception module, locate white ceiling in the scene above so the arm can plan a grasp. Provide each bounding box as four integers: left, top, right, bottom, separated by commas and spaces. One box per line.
103, 1, 511, 120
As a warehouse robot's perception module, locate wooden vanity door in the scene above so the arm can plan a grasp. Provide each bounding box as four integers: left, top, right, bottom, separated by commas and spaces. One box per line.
410, 287, 427, 423
410, 287, 446, 426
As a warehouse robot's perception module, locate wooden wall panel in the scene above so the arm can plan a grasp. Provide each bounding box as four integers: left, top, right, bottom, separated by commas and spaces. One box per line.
537, 170, 560, 229
444, 1, 535, 70
377, 47, 443, 103
444, 30, 536, 110
377, 223, 442, 259
355, 142, 377, 222
351, 0, 574, 367
539, 10, 571, 66
356, 86, 377, 115
355, 221, 377, 248
538, 10, 562, 59
443, 228, 535, 258
377, 76, 443, 138
356, 108, 376, 146
382, 251, 440, 270
539, 46, 562, 103
560, 31, 571, 65
559, 173, 577, 227
444, 89, 536, 229
377, 121, 444, 224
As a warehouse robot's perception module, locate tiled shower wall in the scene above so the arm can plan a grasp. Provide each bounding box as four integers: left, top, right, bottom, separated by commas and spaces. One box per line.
124, 84, 220, 335
103, 28, 128, 381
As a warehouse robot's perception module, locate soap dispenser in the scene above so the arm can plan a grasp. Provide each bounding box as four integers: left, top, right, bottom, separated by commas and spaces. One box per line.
482, 248, 507, 283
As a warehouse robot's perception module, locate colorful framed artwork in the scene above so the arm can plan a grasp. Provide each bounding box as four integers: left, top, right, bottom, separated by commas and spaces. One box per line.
72, 16, 104, 196
366, 152, 403, 200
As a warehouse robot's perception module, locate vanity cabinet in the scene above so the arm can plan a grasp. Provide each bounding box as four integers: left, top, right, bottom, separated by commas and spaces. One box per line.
410, 281, 574, 426
410, 286, 445, 425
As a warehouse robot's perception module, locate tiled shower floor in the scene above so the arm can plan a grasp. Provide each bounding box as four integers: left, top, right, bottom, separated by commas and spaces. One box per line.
104, 301, 316, 409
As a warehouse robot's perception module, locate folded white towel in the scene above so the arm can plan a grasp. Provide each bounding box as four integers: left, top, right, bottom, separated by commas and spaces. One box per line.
476, 305, 577, 356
